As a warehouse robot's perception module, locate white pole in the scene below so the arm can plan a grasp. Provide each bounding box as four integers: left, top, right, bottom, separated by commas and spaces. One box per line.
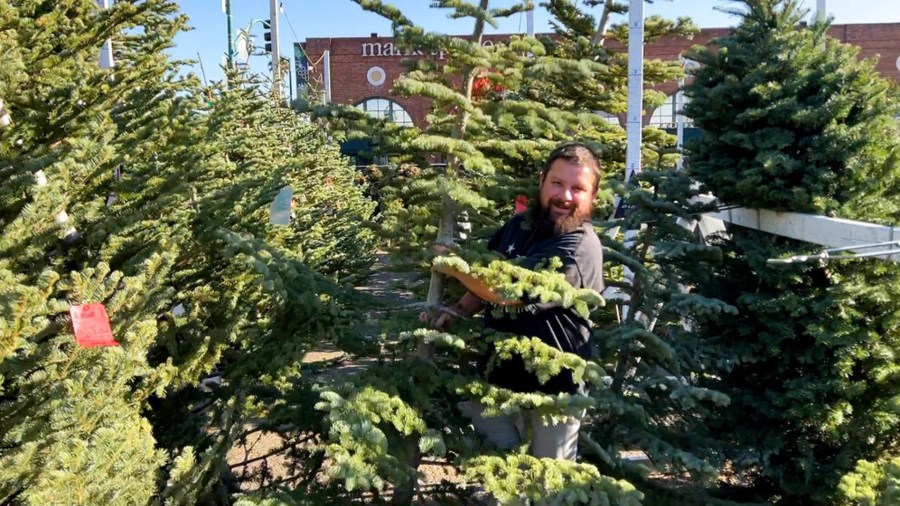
607, 0, 644, 222
675, 79, 685, 170
816, 0, 826, 21
322, 50, 332, 104
625, 0, 644, 184
97, 0, 114, 69
603, 0, 645, 318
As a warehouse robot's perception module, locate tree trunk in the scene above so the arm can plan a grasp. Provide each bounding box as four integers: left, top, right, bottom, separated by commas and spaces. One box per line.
393, 1, 491, 503
591, 0, 617, 46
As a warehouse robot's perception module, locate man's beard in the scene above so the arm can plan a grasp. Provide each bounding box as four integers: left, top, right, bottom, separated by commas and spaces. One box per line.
530, 198, 591, 237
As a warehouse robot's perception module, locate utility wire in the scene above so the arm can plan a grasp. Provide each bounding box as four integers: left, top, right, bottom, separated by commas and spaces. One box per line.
279, 2, 323, 66
280, 2, 302, 49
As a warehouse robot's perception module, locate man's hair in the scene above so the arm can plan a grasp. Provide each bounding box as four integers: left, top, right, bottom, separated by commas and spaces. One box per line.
540, 142, 602, 194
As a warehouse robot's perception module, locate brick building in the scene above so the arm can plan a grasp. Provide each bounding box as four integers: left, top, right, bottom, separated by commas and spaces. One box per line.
298, 23, 900, 131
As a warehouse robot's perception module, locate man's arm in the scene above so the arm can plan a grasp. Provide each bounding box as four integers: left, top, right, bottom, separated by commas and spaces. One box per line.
451, 290, 486, 316
426, 288, 485, 331
425, 263, 524, 331
433, 263, 523, 307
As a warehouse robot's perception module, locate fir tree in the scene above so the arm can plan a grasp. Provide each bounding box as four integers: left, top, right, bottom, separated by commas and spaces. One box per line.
303, 0, 638, 502
685, 0, 900, 217
143, 72, 378, 502
685, 1, 900, 503
296, 1, 733, 504
1, 1, 377, 503
585, 167, 736, 505
506, 6, 736, 503
0, 1, 186, 502
837, 456, 900, 506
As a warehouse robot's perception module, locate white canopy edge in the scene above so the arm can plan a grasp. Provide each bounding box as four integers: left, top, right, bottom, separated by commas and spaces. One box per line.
696, 194, 900, 261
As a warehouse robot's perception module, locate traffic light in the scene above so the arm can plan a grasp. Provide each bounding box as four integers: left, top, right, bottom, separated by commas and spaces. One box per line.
262, 19, 272, 53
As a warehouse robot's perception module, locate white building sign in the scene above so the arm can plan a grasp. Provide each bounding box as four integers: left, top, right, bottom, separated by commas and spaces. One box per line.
361, 39, 496, 59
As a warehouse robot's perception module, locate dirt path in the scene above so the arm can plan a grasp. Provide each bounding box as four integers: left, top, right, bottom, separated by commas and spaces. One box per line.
355, 252, 421, 307
228, 253, 465, 501
301, 252, 421, 367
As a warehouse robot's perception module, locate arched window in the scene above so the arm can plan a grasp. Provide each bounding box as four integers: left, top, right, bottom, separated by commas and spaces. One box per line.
357, 97, 414, 127
648, 92, 692, 129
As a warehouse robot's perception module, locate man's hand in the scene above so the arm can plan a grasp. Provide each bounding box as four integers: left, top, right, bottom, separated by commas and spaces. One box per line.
419, 305, 463, 331
419, 292, 484, 331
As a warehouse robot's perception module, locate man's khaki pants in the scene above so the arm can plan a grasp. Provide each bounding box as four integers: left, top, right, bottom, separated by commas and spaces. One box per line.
459, 400, 581, 460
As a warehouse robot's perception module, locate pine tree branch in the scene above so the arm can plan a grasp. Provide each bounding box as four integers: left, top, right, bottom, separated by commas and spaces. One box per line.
190, 398, 217, 414
611, 224, 656, 393
0, 486, 25, 506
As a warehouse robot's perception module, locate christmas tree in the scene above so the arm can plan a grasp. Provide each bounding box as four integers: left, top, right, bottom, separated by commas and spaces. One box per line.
1, 1, 376, 503
685, 0, 900, 503
0, 2, 187, 502
295, 1, 735, 504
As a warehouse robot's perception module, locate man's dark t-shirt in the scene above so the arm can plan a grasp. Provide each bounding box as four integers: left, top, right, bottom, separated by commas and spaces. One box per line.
481, 213, 604, 395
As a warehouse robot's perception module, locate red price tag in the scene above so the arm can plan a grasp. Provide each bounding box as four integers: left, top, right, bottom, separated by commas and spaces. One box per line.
69, 303, 119, 348
515, 195, 529, 214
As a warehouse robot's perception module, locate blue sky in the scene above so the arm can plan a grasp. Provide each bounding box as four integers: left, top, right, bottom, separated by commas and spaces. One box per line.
170, 0, 900, 86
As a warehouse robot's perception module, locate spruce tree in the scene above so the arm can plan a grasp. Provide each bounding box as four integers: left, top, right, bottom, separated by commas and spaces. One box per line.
685, 1, 900, 503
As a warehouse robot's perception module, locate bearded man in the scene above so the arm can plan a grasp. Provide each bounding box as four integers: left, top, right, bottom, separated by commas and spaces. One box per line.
431, 142, 604, 460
